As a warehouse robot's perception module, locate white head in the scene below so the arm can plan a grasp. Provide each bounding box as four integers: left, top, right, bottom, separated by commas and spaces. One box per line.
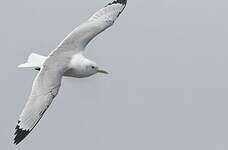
85, 60, 108, 77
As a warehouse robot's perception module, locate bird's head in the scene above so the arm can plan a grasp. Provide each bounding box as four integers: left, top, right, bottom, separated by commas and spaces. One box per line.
86, 61, 108, 76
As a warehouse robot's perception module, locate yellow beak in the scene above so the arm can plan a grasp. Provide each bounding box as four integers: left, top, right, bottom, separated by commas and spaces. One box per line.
97, 70, 109, 74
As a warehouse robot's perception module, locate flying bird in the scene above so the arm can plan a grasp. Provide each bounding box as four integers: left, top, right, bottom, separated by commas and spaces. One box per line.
14, 0, 127, 145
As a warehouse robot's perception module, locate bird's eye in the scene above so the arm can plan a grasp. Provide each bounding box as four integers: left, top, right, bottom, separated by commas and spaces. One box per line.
91, 66, 95, 69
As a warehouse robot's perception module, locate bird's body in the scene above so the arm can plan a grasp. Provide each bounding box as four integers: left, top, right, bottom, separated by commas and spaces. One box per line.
14, 0, 127, 145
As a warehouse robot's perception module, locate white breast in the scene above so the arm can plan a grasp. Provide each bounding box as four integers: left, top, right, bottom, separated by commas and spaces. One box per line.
63, 53, 91, 78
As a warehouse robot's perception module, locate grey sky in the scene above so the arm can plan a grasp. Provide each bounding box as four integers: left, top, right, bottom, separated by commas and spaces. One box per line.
1, 0, 228, 149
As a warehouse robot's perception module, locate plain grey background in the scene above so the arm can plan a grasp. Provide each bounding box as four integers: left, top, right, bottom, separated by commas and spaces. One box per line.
1, 0, 228, 149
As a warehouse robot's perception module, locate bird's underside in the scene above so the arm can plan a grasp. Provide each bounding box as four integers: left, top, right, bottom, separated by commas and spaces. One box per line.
14, 0, 127, 145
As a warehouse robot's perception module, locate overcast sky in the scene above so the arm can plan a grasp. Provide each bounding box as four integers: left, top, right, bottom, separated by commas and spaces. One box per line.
1, 0, 228, 150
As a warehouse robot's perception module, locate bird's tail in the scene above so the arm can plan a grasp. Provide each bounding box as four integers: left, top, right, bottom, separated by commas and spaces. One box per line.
18, 53, 47, 69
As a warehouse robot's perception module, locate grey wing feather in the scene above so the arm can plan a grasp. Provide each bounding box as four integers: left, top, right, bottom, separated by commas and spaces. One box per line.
14, 65, 62, 145
55, 0, 127, 52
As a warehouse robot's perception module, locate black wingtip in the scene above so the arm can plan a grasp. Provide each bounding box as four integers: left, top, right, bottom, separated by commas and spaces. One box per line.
13, 121, 30, 145
116, 0, 127, 5
107, 0, 127, 6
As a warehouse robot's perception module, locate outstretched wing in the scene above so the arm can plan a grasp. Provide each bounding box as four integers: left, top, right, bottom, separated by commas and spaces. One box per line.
14, 64, 64, 145
55, 0, 127, 52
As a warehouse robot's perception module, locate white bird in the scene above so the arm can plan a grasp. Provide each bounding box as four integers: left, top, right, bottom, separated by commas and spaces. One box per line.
14, 0, 127, 145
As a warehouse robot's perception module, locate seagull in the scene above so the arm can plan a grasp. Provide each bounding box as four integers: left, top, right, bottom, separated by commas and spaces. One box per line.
14, 0, 127, 145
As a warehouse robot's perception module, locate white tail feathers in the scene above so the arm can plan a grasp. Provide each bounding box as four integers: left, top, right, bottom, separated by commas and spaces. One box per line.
18, 53, 47, 69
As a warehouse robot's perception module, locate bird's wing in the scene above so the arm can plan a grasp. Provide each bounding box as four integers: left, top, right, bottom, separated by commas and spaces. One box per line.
55, 0, 127, 52
13, 58, 66, 145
